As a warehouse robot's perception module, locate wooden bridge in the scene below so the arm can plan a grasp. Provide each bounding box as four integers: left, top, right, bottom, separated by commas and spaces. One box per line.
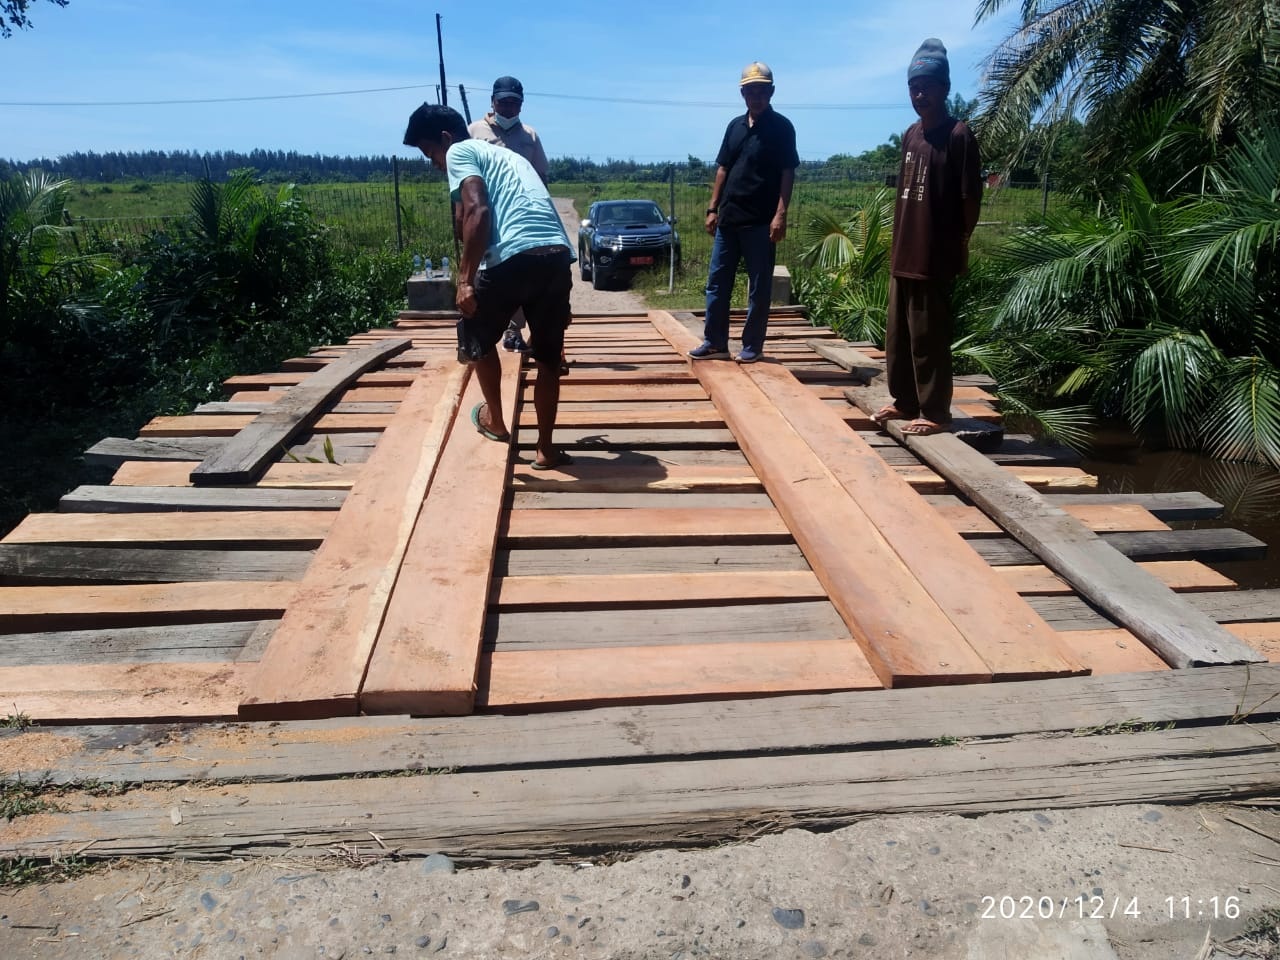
2, 307, 1279, 862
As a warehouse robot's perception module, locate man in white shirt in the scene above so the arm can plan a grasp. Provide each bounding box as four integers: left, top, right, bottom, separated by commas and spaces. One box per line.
467, 76, 552, 354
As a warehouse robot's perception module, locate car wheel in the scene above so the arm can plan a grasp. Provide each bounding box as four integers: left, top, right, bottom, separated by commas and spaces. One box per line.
580, 247, 591, 281
592, 267, 607, 290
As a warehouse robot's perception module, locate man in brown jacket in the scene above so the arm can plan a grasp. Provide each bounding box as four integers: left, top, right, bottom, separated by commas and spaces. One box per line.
872, 39, 982, 435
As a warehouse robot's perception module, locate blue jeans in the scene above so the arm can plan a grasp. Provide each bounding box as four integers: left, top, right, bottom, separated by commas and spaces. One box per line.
703, 223, 775, 351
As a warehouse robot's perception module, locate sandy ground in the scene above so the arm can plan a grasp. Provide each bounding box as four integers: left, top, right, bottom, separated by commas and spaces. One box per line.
2, 803, 1278, 959
554, 198, 651, 319
3, 212, 1277, 958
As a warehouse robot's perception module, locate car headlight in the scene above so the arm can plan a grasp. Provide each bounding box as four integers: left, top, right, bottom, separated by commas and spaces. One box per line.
594, 235, 623, 251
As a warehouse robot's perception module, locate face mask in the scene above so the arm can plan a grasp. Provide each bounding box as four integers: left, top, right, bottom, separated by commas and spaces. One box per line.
494, 112, 521, 131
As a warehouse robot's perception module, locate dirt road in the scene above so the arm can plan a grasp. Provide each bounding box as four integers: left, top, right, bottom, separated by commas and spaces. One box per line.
553, 198, 649, 317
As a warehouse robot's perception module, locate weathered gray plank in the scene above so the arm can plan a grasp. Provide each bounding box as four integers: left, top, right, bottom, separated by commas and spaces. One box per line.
8, 664, 1275, 785
196, 401, 400, 415
191, 337, 411, 485
840, 347, 1263, 668
0, 620, 266, 665
5, 721, 1276, 859
487, 601, 851, 651
1031, 588, 1280, 631
497, 544, 812, 577
83, 434, 379, 469
60, 485, 347, 513
85, 436, 223, 466
0, 545, 312, 584
970, 529, 1265, 565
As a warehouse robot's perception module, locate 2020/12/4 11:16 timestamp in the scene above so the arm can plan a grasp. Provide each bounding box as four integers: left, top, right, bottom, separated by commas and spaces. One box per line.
980, 895, 1242, 920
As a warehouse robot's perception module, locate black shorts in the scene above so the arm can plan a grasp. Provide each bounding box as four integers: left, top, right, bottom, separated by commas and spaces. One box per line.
457, 247, 573, 366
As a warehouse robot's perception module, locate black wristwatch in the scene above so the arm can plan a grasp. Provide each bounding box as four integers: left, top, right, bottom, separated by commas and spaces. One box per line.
706, 207, 717, 215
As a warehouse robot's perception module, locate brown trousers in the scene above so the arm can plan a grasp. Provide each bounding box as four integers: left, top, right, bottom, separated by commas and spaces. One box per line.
884, 276, 954, 424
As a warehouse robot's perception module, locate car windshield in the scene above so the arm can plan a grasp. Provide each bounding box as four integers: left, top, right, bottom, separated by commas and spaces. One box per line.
596, 203, 665, 227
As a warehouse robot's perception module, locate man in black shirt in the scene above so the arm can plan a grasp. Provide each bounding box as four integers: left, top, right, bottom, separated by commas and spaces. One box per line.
690, 61, 799, 364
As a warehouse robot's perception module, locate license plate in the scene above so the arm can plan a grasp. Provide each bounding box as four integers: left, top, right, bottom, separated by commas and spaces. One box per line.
629, 256, 654, 266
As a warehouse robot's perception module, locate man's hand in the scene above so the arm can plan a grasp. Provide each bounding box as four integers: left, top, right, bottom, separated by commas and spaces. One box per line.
769, 211, 788, 244
705, 211, 718, 236
456, 280, 478, 316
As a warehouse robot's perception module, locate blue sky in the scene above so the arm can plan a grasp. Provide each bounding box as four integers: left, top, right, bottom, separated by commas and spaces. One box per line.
2, 0, 1017, 165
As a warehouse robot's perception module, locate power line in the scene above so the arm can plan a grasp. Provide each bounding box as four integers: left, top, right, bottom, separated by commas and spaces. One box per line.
0, 81, 900, 111
0, 83, 435, 107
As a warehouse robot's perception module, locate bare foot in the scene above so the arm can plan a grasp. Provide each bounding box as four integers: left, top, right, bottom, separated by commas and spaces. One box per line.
901, 418, 948, 436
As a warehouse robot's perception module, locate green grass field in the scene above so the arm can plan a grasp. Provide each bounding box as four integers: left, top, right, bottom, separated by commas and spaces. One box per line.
62, 174, 1064, 271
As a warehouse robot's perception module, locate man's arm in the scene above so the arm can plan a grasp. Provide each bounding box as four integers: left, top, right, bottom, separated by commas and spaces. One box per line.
455, 175, 492, 316
770, 167, 795, 243
958, 125, 983, 271
705, 165, 728, 235
529, 132, 550, 186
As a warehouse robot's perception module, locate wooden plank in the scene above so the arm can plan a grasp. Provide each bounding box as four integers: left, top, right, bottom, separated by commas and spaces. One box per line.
1041, 491, 1223, 520
6, 720, 1277, 859
491, 570, 826, 609
0, 663, 248, 723
85, 436, 223, 467
501, 508, 790, 546
489, 601, 852, 650
516, 407, 723, 429
111, 460, 358, 489
999, 560, 1237, 595
11, 664, 1279, 784
840, 346, 1264, 669
193, 338, 408, 485
239, 356, 470, 720
500, 544, 812, 576
972, 528, 1266, 565
649, 311, 991, 687
481, 640, 882, 710
511, 460, 760, 493
1054, 628, 1175, 674
740, 360, 1081, 681
5, 511, 332, 548
59, 485, 347, 513
0, 545, 311, 585
0, 620, 266, 665
516, 426, 738, 449
938, 502, 1171, 535
1031, 588, 1280, 631
511, 491, 777, 510
359, 354, 521, 716
0, 581, 293, 633
142, 413, 392, 437
523, 383, 708, 402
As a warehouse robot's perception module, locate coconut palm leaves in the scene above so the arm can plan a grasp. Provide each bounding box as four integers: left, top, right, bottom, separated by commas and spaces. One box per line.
974, 0, 1280, 171
968, 126, 1280, 466
796, 189, 894, 343
0, 169, 72, 336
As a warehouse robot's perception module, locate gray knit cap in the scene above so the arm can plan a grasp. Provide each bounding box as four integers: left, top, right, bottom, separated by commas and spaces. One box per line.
907, 38, 950, 85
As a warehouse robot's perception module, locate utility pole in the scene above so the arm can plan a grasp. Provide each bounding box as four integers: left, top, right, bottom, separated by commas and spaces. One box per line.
458, 84, 472, 124
436, 14, 448, 107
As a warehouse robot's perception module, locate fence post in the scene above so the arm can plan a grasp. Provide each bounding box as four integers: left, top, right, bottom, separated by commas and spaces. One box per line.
1041, 170, 1050, 218
393, 157, 404, 252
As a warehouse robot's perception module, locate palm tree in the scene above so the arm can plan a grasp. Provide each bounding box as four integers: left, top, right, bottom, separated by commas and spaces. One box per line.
796, 188, 894, 344
974, 0, 1280, 175
965, 127, 1280, 465
0, 169, 73, 339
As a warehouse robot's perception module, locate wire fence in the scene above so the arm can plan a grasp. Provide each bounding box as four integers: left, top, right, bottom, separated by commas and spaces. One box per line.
68, 160, 1070, 270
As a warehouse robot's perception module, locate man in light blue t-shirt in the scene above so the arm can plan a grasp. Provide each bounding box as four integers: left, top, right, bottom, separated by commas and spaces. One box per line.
403, 103, 576, 470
